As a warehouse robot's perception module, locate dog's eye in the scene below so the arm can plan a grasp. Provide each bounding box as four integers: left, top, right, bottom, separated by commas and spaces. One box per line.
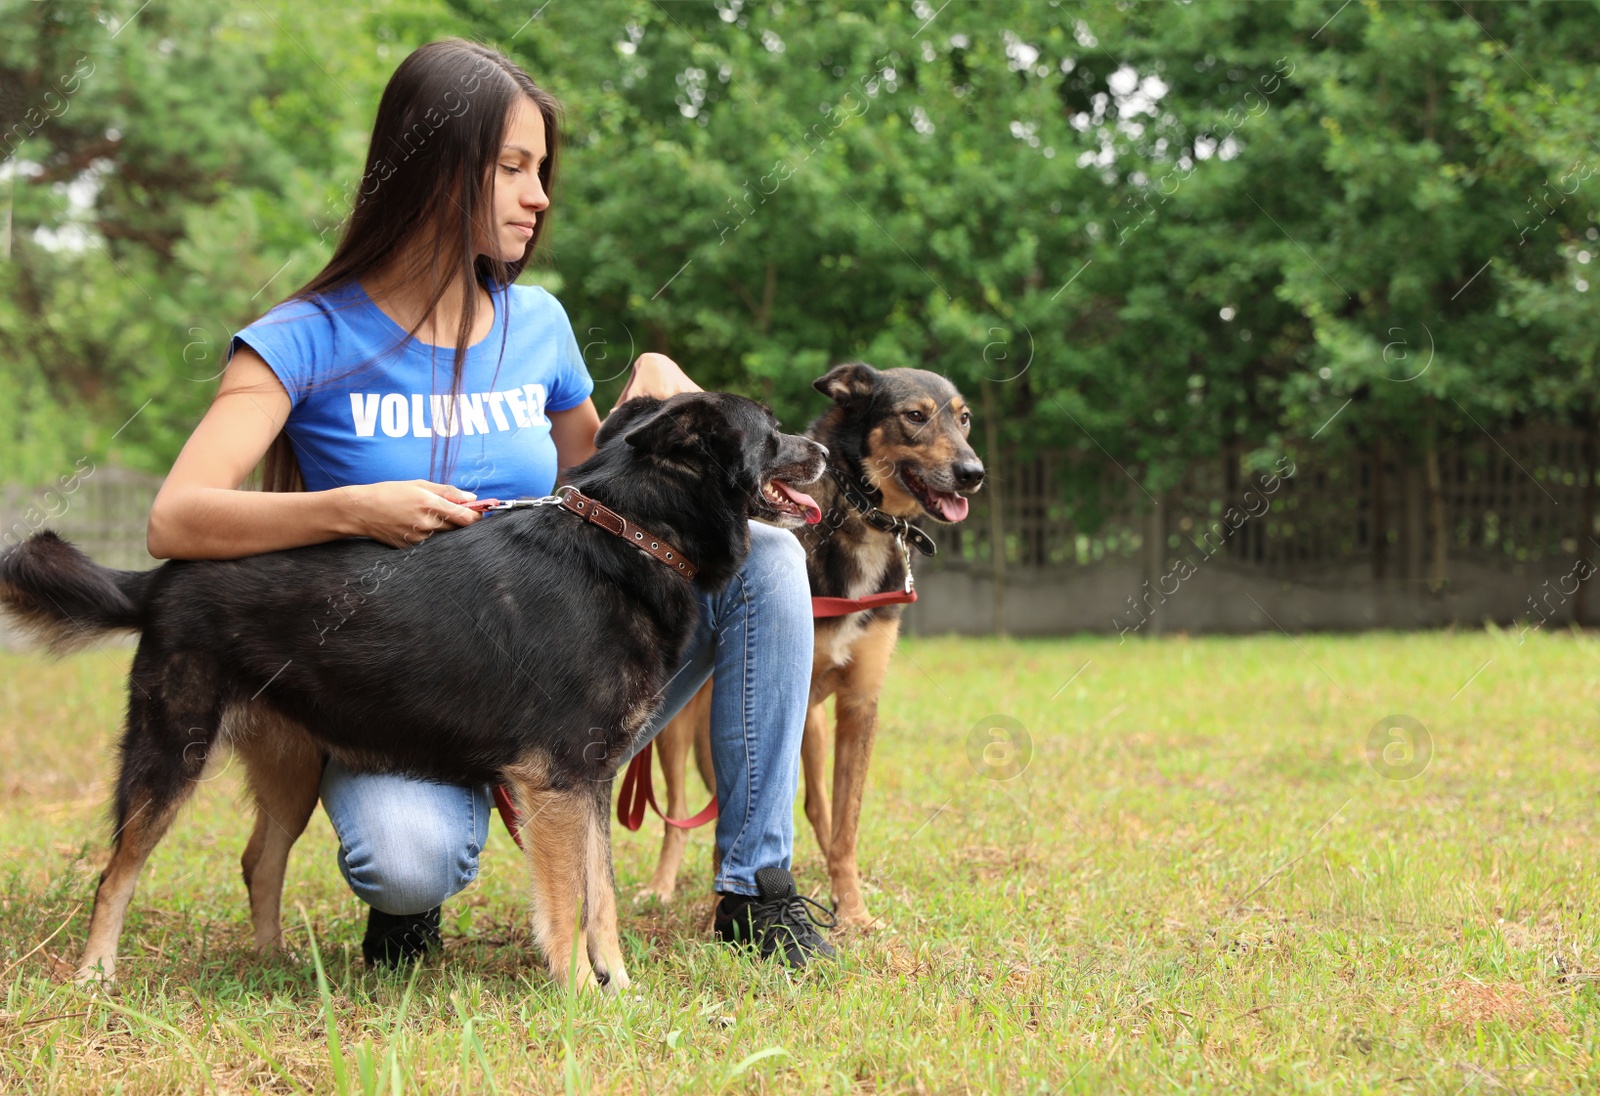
904, 409, 928, 424
959, 410, 971, 426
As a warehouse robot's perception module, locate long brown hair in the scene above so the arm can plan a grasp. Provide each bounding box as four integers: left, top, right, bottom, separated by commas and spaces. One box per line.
261, 38, 563, 491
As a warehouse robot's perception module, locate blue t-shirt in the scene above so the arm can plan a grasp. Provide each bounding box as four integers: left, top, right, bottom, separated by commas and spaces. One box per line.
231, 281, 594, 500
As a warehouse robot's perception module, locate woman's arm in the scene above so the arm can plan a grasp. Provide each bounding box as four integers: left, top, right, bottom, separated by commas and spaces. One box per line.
550, 398, 602, 474
148, 346, 483, 559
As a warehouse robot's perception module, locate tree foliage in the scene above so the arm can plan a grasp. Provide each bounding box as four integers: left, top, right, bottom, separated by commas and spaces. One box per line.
3, 0, 1598, 520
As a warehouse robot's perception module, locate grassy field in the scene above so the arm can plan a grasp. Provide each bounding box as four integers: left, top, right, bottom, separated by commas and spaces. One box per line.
1, 630, 1598, 1093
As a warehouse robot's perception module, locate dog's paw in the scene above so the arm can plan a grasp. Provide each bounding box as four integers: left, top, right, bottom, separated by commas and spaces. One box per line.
633, 886, 674, 906
72, 965, 115, 988
834, 908, 883, 933
595, 968, 634, 996
829, 889, 880, 932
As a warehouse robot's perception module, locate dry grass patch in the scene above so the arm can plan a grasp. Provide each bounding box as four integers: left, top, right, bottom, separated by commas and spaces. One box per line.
4, 632, 1600, 1092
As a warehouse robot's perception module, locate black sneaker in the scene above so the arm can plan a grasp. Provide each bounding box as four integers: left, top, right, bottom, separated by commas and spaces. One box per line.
714, 867, 837, 968
361, 905, 441, 969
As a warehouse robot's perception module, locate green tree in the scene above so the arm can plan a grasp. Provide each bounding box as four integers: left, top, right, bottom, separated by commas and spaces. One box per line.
7, 0, 1600, 597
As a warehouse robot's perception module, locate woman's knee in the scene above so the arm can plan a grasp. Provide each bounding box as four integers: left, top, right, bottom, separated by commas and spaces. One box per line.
324, 767, 486, 915
739, 523, 813, 661
340, 818, 481, 914
744, 522, 808, 593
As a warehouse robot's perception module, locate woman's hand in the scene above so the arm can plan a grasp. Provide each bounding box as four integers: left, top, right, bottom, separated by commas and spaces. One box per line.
614, 352, 702, 407
553, 355, 699, 476
338, 480, 483, 548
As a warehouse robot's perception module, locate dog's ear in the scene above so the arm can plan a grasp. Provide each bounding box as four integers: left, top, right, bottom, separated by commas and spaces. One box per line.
624, 397, 732, 455
814, 362, 879, 404
595, 396, 664, 450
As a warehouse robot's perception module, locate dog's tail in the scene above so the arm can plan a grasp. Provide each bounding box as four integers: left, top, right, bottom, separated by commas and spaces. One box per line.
0, 531, 153, 653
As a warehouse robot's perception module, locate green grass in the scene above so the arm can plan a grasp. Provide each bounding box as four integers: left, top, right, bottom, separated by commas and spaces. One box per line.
2, 630, 1598, 1093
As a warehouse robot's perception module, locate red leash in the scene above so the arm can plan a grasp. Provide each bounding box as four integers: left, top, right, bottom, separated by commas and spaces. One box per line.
494, 591, 919, 844
492, 785, 526, 850
495, 739, 718, 846
809, 589, 917, 618
617, 739, 721, 831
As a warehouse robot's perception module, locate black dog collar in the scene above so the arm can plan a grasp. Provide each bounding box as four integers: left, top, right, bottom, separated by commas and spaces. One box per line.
828, 465, 937, 556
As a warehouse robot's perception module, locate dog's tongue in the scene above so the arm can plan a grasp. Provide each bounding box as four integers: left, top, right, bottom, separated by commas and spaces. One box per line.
935, 492, 970, 522
773, 480, 823, 524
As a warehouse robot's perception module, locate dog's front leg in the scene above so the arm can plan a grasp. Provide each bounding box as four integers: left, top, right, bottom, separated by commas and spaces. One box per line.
585, 781, 631, 993
508, 768, 598, 991
801, 699, 833, 857
828, 617, 900, 929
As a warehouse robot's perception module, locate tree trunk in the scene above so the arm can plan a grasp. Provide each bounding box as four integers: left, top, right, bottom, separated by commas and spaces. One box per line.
758, 262, 776, 335
1402, 462, 1424, 584
2, 166, 12, 259
1578, 422, 1598, 627
1371, 435, 1387, 581
981, 382, 1006, 636
1223, 443, 1240, 561
1143, 493, 1166, 638
1424, 406, 1448, 591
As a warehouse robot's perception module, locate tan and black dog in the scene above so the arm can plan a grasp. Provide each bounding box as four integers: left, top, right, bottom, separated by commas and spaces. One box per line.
641, 363, 983, 927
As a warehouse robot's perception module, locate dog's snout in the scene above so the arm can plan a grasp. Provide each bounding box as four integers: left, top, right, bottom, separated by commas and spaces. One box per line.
801, 439, 829, 483
776, 434, 828, 485
954, 459, 985, 490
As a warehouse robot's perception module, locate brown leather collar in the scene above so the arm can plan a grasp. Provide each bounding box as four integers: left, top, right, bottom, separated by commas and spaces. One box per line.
558, 487, 697, 582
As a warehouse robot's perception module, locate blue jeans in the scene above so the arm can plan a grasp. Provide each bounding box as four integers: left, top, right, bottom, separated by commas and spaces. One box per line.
321, 522, 812, 912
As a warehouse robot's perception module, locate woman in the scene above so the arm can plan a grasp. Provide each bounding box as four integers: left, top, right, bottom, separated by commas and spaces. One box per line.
148, 39, 834, 969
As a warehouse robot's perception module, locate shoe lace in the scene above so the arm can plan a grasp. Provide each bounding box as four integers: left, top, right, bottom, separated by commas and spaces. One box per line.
753, 891, 837, 946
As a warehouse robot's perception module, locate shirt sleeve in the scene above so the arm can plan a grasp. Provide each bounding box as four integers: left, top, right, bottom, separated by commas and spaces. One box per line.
228, 297, 338, 412
540, 291, 596, 413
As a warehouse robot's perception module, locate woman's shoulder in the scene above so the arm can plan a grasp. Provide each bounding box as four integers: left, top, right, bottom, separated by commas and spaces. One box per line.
242, 284, 365, 346
496, 281, 591, 397
502, 281, 573, 326
232, 284, 371, 397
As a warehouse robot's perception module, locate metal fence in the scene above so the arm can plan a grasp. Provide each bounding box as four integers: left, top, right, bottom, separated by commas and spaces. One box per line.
2, 427, 1593, 637
930, 426, 1592, 580
1, 465, 163, 573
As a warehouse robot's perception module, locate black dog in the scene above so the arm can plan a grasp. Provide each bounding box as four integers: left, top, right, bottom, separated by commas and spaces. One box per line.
0, 392, 826, 991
